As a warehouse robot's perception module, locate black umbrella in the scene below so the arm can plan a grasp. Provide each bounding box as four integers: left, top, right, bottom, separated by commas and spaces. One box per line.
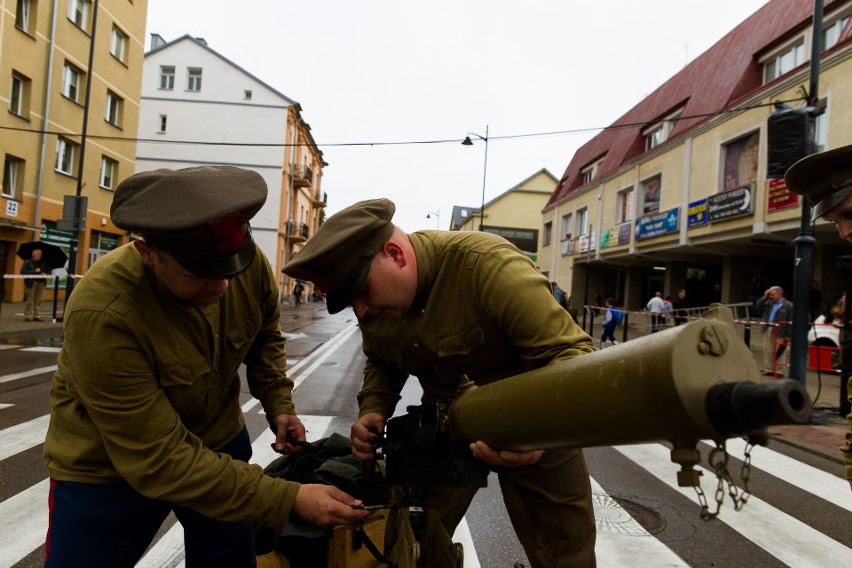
16, 241, 68, 271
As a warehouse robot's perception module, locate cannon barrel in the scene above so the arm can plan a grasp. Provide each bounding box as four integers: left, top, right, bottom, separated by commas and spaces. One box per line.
448, 307, 811, 452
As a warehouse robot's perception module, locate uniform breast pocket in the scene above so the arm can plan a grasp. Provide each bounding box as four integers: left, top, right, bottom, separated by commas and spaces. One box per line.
435, 324, 485, 358
227, 314, 260, 357
159, 355, 211, 419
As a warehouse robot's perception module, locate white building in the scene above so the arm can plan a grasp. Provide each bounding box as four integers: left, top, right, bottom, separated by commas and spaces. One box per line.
136, 34, 298, 274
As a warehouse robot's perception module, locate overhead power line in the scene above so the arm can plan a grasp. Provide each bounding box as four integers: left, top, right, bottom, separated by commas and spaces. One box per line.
1, 97, 806, 149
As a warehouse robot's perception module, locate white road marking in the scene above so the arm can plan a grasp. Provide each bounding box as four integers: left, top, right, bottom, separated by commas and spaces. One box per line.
590, 477, 689, 567
0, 414, 50, 461
615, 443, 852, 568
0, 479, 49, 565
0, 365, 57, 385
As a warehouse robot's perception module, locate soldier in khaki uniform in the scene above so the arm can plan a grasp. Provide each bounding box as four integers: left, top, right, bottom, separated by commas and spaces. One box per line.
284, 199, 597, 567
43, 167, 369, 567
785, 144, 852, 493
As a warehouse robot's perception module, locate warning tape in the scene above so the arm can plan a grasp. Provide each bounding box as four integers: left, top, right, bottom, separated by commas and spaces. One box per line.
2, 274, 84, 279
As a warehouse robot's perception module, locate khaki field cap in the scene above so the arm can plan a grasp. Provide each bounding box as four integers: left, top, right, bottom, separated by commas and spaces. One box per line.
785, 143, 852, 221
111, 166, 267, 279
283, 198, 395, 314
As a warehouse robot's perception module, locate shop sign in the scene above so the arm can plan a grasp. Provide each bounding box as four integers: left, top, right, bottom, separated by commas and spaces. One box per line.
635, 208, 679, 241
767, 178, 799, 212
687, 199, 708, 227
708, 184, 753, 222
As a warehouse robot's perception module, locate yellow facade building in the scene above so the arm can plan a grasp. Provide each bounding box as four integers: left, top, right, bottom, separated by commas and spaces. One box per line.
455, 168, 556, 261
541, 0, 852, 314
1, 0, 147, 302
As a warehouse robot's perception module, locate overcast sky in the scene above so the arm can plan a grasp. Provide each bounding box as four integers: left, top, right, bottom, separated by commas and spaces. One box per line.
145, 0, 770, 233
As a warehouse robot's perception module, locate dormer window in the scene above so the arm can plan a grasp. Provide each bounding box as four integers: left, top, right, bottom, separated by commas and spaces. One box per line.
824, 14, 851, 50
580, 157, 605, 185
762, 38, 806, 83
642, 107, 683, 151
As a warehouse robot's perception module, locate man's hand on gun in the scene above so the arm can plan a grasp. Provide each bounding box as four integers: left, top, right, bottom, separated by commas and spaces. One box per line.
469, 440, 543, 467
292, 484, 371, 527
351, 413, 385, 461
270, 413, 307, 454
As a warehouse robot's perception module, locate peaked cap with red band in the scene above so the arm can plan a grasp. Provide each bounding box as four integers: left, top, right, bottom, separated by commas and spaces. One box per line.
111, 165, 267, 279
283, 198, 395, 314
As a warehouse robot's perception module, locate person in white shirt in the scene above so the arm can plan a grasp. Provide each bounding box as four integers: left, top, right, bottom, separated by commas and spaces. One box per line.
646, 291, 665, 333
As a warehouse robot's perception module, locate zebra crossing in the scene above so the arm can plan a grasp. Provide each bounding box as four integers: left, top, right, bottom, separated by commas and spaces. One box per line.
1, 335, 850, 567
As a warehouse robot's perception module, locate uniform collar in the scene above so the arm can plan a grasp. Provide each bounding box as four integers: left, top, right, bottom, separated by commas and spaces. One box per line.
409, 232, 436, 313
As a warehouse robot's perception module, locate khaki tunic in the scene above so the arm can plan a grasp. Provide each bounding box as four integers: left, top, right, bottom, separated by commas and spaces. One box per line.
358, 231, 597, 567
44, 243, 299, 530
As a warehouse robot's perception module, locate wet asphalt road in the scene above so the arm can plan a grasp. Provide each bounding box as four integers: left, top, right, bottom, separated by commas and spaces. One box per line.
1, 303, 850, 567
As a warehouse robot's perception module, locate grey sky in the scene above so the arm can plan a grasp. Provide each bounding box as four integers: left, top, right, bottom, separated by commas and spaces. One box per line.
145, 0, 770, 233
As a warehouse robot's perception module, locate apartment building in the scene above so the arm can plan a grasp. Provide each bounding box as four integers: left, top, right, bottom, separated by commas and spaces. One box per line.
541, 0, 852, 312
454, 168, 556, 260
0, 0, 147, 301
136, 34, 326, 298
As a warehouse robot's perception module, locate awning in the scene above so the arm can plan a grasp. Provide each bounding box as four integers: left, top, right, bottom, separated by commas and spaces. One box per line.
0, 219, 44, 232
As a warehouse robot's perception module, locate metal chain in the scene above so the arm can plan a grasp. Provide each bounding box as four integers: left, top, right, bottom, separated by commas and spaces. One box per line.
695, 439, 754, 520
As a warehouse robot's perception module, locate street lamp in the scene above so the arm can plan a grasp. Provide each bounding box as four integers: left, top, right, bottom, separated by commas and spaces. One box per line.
426, 209, 440, 229
462, 125, 489, 231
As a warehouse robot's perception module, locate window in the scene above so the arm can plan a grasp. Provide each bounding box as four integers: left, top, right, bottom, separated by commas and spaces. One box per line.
55, 137, 77, 175
9, 71, 30, 117
616, 187, 635, 223
244, 89, 252, 100
3, 155, 23, 199
542, 221, 553, 247
15, 0, 34, 34
814, 99, 828, 153
105, 91, 123, 126
640, 176, 661, 215
721, 132, 759, 191
644, 126, 664, 150
763, 41, 806, 83
159, 66, 175, 90
62, 62, 83, 102
187, 68, 202, 91
159, 114, 167, 133
824, 15, 851, 50
576, 207, 589, 236
99, 156, 117, 189
642, 108, 683, 151
580, 157, 604, 185
68, 0, 91, 31
110, 26, 128, 63
561, 213, 573, 240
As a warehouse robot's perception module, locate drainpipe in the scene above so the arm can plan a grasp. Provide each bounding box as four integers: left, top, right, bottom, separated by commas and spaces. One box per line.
32, 0, 60, 242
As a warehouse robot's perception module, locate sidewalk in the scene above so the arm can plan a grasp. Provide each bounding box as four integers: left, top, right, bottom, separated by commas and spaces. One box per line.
1, 299, 846, 466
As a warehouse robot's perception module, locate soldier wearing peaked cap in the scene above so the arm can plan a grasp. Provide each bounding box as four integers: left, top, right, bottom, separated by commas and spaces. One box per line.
785, 144, 852, 492
43, 166, 369, 566
284, 198, 598, 567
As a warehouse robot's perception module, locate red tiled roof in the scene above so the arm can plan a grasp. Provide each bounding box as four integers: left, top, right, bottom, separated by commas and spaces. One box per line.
546, 0, 844, 208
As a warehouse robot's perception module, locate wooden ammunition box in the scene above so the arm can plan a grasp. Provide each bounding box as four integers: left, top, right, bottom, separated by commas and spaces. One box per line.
256, 511, 388, 568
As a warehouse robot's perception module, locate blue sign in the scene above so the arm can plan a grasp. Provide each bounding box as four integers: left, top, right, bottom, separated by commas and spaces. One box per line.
635, 208, 679, 241
688, 199, 708, 228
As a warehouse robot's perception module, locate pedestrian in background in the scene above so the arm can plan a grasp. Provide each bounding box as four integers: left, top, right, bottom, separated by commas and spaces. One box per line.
551, 281, 568, 309
20, 247, 48, 322
600, 298, 619, 349
785, 143, 852, 492
755, 286, 793, 377
672, 288, 688, 325
646, 291, 664, 333
293, 281, 304, 307
42, 166, 368, 567
284, 198, 598, 567
662, 295, 673, 327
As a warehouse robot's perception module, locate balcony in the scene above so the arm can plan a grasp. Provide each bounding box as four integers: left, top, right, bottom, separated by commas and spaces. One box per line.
287, 222, 310, 243
313, 190, 327, 207
292, 164, 313, 188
